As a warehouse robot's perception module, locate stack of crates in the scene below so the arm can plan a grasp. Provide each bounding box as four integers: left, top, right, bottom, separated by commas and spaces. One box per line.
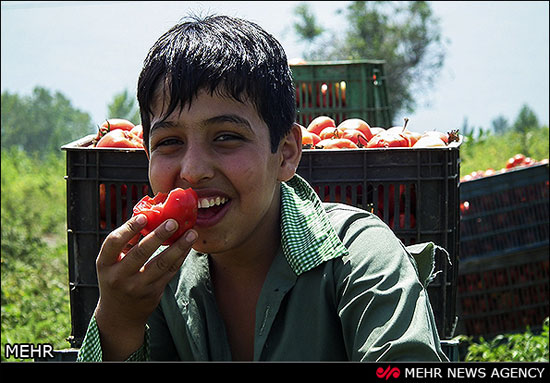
457, 163, 549, 337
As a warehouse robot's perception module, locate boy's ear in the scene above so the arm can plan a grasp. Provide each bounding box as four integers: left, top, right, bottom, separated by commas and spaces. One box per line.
278, 123, 303, 182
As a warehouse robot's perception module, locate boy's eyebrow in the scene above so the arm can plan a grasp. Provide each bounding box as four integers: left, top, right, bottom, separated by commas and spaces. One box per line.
150, 119, 178, 135
150, 114, 253, 135
203, 114, 253, 132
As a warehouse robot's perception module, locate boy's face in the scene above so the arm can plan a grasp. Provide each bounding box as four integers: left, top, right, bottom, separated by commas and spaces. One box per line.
146, 88, 299, 256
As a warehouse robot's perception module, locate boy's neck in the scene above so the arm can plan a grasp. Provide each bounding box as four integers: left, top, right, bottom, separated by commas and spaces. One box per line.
207, 198, 281, 361
208, 219, 280, 285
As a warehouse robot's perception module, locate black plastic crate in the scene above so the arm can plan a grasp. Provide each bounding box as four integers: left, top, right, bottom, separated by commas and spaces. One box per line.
456, 244, 549, 338
296, 144, 461, 339
62, 135, 151, 348
460, 164, 549, 260
62, 136, 460, 346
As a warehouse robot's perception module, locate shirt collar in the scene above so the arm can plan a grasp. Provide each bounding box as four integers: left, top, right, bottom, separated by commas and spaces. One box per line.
280, 174, 349, 275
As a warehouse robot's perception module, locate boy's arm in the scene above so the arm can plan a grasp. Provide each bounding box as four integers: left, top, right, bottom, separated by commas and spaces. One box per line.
335, 216, 447, 361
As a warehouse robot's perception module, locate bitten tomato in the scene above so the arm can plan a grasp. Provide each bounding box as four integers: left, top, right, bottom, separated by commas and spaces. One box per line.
96, 129, 144, 149
132, 188, 198, 245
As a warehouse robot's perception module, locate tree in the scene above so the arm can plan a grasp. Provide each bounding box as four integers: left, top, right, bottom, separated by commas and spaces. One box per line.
491, 115, 510, 134
293, 1, 447, 124
512, 104, 540, 156
293, 3, 325, 57
107, 89, 141, 125
1, 87, 94, 157
513, 104, 539, 134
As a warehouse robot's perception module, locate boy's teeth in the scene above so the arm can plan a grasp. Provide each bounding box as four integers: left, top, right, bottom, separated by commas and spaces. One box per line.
198, 196, 227, 209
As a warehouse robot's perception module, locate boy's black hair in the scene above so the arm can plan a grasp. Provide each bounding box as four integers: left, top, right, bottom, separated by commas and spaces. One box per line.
137, 14, 296, 153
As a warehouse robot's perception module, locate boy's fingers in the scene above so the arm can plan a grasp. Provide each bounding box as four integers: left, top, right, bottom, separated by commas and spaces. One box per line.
141, 229, 198, 285
97, 214, 148, 268
122, 219, 181, 275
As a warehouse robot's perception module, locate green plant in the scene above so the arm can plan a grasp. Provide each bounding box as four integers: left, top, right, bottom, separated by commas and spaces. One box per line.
1, 149, 71, 361
460, 124, 549, 176
455, 317, 549, 362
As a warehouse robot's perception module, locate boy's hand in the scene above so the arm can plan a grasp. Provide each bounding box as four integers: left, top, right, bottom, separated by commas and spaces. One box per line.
94, 214, 197, 360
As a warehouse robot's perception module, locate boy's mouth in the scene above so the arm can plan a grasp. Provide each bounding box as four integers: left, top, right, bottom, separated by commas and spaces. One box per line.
198, 196, 228, 209
195, 195, 230, 227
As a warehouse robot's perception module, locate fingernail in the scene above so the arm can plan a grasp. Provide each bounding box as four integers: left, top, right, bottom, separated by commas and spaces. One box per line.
165, 219, 177, 232
185, 230, 197, 243
136, 214, 147, 225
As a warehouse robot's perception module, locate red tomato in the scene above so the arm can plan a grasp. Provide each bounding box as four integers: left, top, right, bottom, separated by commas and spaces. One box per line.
302, 131, 321, 147
132, 188, 198, 245
337, 118, 373, 141
387, 126, 422, 147
505, 154, 527, 169
406, 130, 422, 147
300, 126, 321, 148
319, 127, 344, 140
100, 118, 135, 132
307, 116, 336, 136
95, 118, 136, 143
412, 135, 446, 148
96, 129, 144, 149
99, 183, 121, 230
389, 212, 417, 229
131, 124, 143, 139
317, 138, 358, 149
422, 130, 449, 144
366, 130, 408, 148
377, 184, 410, 219
99, 183, 149, 229
369, 127, 386, 137
342, 129, 368, 146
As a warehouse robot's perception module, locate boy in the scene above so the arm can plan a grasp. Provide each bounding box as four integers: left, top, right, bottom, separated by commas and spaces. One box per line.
77, 14, 447, 361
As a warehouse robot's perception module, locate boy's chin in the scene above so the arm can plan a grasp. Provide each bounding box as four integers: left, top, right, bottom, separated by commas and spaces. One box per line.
191, 240, 227, 256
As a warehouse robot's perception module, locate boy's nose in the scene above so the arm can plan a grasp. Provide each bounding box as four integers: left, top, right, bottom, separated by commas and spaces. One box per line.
178, 144, 215, 185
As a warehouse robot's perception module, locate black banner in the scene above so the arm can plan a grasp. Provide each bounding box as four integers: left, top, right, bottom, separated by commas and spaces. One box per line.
2, 360, 549, 381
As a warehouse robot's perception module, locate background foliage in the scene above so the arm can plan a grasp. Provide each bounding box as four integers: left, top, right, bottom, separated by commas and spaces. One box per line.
293, 1, 447, 124
457, 318, 549, 362
1, 87, 95, 158
460, 104, 549, 175
1, 149, 70, 361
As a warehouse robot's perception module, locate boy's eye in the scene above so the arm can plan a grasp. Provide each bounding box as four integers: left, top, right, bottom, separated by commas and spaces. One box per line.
155, 138, 183, 147
215, 133, 242, 142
